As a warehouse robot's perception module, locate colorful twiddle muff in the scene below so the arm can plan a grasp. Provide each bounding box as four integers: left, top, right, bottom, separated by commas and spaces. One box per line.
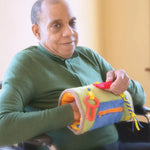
58, 82, 140, 135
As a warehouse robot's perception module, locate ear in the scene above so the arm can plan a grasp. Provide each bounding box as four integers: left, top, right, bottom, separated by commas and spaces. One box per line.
32, 24, 41, 40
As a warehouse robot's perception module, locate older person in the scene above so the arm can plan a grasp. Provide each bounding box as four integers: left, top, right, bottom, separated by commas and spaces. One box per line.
0, 0, 147, 150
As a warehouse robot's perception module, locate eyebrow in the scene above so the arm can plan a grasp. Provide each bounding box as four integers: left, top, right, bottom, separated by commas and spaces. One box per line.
70, 17, 77, 22
49, 17, 77, 25
70, 17, 77, 21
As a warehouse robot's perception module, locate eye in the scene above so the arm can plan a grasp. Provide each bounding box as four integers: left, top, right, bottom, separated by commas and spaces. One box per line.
50, 22, 62, 32
51, 23, 61, 28
69, 19, 77, 28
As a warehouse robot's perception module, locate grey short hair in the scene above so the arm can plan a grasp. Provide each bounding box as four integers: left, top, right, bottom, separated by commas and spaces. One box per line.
31, 0, 64, 25
31, 0, 43, 25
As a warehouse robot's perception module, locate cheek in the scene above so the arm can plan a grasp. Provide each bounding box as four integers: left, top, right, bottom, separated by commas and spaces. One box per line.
48, 35, 59, 43
40, 31, 47, 43
46, 35, 60, 49
75, 31, 79, 45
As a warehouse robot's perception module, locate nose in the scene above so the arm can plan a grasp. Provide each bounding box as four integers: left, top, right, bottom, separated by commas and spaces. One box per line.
62, 25, 74, 37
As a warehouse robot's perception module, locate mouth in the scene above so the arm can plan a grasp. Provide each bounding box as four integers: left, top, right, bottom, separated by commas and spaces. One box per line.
61, 41, 75, 46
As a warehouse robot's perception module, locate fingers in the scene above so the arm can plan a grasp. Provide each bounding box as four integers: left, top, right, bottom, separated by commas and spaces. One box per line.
106, 70, 115, 82
106, 69, 129, 95
70, 101, 81, 121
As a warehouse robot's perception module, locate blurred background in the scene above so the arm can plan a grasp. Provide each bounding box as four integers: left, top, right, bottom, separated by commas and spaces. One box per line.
0, 0, 150, 106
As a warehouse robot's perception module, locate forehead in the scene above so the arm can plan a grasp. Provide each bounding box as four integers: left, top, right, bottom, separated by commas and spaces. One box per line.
40, 0, 75, 22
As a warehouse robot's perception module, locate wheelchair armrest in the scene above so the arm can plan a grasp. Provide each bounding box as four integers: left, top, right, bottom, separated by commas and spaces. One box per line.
134, 105, 150, 115
25, 134, 53, 146
18, 134, 55, 150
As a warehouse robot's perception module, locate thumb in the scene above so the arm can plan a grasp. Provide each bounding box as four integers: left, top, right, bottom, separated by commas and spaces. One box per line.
106, 70, 115, 82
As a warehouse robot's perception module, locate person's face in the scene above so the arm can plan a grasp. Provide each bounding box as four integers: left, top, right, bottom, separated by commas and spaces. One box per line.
35, 0, 78, 59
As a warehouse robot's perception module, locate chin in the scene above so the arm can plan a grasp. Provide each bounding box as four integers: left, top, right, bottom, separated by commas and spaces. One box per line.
63, 51, 74, 59
59, 46, 76, 58
63, 53, 73, 59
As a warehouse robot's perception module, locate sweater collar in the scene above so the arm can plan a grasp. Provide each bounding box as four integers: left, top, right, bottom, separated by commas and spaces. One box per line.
38, 44, 78, 62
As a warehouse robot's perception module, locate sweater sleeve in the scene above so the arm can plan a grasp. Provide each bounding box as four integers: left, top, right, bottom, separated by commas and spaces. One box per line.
0, 52, 74, 146
127, 79, 146, 106
87, 48, 146, 106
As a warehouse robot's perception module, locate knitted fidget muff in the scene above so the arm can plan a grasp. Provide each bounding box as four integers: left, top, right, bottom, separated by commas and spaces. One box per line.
58, 82, 140, 135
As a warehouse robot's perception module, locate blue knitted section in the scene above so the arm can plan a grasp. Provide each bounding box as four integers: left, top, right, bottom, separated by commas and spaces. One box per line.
89, 99, 123, 131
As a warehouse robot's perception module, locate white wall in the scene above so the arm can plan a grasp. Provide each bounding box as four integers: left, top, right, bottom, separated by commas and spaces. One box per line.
0, 0, 38, 80
0, 0, 101, 80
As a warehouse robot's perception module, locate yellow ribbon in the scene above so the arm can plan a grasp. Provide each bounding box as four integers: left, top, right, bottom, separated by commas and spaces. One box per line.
120, 93, 140, 131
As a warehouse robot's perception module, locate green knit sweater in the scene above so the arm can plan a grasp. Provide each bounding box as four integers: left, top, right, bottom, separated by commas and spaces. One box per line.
0, 45, 145, 150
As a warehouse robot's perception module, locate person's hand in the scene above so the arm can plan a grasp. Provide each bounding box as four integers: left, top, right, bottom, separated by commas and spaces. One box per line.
70, 101, 81, 121
106, 69, 129, 95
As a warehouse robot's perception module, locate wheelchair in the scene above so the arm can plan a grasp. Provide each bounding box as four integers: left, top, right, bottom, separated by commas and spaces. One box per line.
0, 81, 150, 150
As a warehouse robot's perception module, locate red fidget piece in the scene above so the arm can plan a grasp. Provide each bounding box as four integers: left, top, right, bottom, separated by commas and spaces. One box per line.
93, 82, 113, 89
84, 96, 100, 121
